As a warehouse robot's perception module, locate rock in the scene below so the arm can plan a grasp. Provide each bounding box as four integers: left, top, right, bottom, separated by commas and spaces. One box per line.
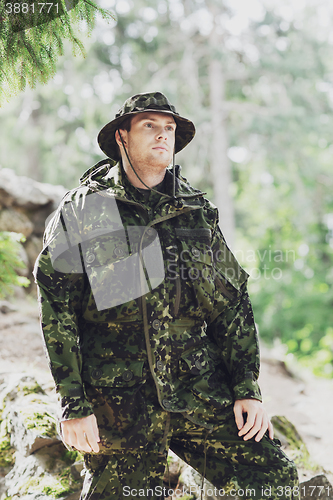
0, 375, 59, 458
0, 168, 67, 298
8, 394, 60, 456
0, 301, 17, 314
70, 461, 84, 481
163, 452, 181, 486
0, 374, 83, 499
5, 443, 83, 500
24, 235, 44, 276
0, 208, 34, 238
29, 204, 55, 237
0, 373, 45, 406
300, 474, 333, 500
271, 415, 311, 466
0, 168, 67, 210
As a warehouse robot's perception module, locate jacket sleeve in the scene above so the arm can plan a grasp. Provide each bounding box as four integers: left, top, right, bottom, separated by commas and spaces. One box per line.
34, 203, 94, 421
206, 224, 262, 402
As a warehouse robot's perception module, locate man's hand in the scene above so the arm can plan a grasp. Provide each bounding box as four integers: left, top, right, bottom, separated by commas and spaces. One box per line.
233, 399, 274, 442
61, 413, 100, 453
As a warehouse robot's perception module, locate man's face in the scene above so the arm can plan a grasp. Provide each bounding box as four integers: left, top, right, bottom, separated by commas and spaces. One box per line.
120, 112, 176, 172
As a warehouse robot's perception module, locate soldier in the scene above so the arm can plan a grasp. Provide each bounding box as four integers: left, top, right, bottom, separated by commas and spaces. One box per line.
34, 92, 299, 500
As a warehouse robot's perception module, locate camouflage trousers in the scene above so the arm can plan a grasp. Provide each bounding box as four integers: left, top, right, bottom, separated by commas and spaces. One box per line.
80, 400, 299, 500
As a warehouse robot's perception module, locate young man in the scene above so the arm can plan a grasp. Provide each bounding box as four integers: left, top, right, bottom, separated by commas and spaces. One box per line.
34, 92, 299, 499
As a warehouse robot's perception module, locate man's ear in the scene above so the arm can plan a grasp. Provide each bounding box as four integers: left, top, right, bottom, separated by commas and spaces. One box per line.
115, 129, 127, 149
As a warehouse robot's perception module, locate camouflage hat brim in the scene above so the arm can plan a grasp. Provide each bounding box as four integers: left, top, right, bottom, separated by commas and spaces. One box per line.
97, 92, 196, 161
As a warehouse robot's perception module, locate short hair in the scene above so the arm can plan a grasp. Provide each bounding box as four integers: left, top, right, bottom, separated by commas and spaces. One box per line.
118, 115, 132, 132
115, 115, 132, 158
115, 116, 133, 158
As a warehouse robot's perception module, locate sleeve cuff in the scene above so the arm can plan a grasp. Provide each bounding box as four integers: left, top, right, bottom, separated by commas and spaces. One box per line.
60, 395, 94, 421
57, 384, 94, 420
232, 375, 262, 402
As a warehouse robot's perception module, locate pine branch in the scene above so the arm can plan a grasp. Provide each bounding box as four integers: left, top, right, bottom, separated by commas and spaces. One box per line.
0, 0, 115, 103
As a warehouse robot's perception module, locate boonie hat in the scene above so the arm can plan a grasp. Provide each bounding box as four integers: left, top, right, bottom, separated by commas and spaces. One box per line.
98, 91, 196, 161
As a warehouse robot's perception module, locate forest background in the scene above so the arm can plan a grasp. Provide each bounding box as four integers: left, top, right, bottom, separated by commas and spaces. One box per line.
1, 0, 333, 378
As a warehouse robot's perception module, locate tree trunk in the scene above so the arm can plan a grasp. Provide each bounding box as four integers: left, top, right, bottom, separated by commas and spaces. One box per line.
208, 15, 235, 248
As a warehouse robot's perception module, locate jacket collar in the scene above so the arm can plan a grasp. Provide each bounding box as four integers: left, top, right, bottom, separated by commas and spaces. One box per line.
79, 160, 205, 206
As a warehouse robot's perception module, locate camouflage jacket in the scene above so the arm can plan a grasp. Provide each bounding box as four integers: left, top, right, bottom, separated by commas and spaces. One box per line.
34, 160, 262, 437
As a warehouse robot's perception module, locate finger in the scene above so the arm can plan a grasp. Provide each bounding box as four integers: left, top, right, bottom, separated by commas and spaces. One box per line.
242, 414, 263, 441
233, 403, 244, 431
61, 423, 75, 448
254, 416, 268, 442
85, 428, 100, 453
91, 414, 101, 443
268, 420, 274, 440
238, 412, 256, 436
75, 431, 93, 453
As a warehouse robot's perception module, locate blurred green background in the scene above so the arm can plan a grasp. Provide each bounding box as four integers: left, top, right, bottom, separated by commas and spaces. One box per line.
0, 0, 332, 376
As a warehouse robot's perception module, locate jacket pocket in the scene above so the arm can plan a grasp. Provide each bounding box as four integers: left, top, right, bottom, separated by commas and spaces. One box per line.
82, 359, 146, 388
175, 227, 215, 317
179, 344, 218, 377
175, 228, 249, 321
179, 345, 232, 408
212, 240, 249, 295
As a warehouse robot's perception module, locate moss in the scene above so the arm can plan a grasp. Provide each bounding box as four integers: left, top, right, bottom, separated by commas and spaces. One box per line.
62, 449, 83, 465
271, 416, 320, 471
0, 420, 15, 468
2, 378, 44, 406
0, 435, 15, 468
20, 406, 57, 438
21, 466, 82, 498
20, 382, 44, 396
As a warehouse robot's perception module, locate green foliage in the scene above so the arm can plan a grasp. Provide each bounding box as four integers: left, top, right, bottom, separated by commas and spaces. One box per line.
0, 232, 30, 298
0, 0, 114, 103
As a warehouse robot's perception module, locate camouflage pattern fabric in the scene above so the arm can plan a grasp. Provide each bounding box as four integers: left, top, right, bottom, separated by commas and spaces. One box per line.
34, 160, 299, 498
34, 161, 262, 424
80, 384, 298, 500
97, 92, 196, 160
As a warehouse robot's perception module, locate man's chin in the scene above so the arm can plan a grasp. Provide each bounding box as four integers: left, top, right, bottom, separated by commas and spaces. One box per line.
147, 156, 172, 170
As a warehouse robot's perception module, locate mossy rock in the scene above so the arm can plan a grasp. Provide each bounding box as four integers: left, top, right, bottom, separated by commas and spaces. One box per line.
0, 433, 15, 468
20, 381, 45, 397
21, 466, 82, 498
9, 393, 60, 456
19, 401, 57, 438
5, 443, 84, 499
271, 416, 318, 471
0, 375, 45, 408
0, 418, 15, 468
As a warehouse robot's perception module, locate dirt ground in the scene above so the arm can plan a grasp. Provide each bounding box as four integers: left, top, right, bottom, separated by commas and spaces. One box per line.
1, 297, 332, 483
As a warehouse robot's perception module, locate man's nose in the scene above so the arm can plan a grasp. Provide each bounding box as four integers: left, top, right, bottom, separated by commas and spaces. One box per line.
156, 127, 167, 140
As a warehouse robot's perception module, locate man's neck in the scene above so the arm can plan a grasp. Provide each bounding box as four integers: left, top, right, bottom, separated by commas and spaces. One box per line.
122, 162, 167, 190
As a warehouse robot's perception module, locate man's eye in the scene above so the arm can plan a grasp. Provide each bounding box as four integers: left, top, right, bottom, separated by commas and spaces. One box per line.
145, 123, 153, 128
